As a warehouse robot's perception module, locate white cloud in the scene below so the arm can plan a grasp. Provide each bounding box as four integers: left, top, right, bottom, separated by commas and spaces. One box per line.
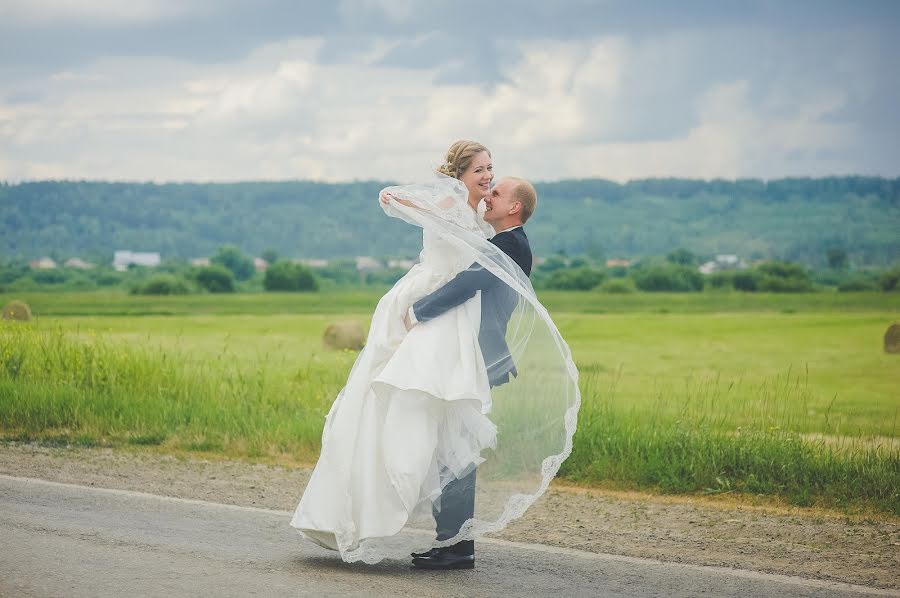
0, 23, 894, 183
0, 0, 211, 26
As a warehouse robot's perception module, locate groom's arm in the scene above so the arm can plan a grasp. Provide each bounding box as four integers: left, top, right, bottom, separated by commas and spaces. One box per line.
409, 234, 514, 325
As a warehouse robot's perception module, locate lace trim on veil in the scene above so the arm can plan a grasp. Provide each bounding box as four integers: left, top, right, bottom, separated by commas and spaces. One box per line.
337, 174, 581, 564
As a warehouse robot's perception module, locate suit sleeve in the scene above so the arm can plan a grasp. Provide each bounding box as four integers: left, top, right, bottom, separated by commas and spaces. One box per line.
411, 235, 514, 324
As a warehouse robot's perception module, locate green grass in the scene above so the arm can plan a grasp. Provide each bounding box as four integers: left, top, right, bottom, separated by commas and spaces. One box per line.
3, 289, 897, 317
0, 322, 355, 460
1, 290, 384, 316
0, 290, 898, 515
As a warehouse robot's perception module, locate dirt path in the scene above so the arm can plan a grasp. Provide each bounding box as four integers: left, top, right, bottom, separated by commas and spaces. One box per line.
2, 442, 897, 590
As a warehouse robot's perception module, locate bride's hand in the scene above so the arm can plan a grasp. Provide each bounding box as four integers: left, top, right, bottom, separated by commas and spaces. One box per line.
382, 192, 417, 209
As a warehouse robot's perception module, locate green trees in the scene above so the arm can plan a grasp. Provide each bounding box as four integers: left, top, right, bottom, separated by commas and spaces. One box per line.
3, 177, 899, 266
827, 247, 849, 270
211, 245, 255, 281
261, 249, 279, 265
706, 262, 815, 293
193, 265, 235, 293
731, 271, 760, 292
880, 266, 900, 292
756, 261, 815, 292
666, 247, 700, 266
264, 261, 318, 292
131, 274, 190, 295
633, 265, 704, 292
545, 267, 606, 290
598, 278, 636, 293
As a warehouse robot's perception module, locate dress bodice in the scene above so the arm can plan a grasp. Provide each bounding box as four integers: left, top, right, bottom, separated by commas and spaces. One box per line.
417, 200, 490, 275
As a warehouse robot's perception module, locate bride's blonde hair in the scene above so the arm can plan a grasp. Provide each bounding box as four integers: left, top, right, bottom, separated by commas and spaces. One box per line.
437, 140, 490, 179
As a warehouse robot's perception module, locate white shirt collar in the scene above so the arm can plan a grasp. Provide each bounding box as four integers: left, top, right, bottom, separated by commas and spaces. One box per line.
494, 224, 522, 236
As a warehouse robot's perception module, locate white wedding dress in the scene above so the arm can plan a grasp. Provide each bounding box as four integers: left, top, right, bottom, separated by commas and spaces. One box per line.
291, 174, 581, 565
290, 181, 498, 563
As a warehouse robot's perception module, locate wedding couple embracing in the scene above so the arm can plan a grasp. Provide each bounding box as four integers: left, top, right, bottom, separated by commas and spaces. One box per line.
290, 140, 581, 570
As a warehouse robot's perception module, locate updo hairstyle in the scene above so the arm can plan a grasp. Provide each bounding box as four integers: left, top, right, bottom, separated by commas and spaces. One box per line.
437, 140, 491, 179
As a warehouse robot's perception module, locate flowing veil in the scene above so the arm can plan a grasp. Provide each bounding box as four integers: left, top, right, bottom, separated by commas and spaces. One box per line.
346, 174, 582, 560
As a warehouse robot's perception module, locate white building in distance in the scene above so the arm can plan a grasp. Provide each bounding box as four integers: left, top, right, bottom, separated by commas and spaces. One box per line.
355, 256, 382, 272
295, 258, 329, 268
29, 257, 57, 269
698, 255, 747, 275
387, 258, 415, 270
64, 257, 95, 269
113, 251, 161, 272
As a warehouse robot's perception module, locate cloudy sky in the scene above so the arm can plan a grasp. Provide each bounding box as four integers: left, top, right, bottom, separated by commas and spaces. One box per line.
1, 0, 898, 182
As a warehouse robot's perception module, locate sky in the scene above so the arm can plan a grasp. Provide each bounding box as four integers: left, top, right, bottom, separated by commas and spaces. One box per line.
1, 0, 898, 183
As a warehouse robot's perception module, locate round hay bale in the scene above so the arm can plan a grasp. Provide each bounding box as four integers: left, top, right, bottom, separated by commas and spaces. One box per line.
884, 322, 900, 354
323, 321, 366, 351
2, 300, 32, 322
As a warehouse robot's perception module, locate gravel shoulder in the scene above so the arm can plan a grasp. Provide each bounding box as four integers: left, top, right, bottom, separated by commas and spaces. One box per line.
1, 441, 897, 590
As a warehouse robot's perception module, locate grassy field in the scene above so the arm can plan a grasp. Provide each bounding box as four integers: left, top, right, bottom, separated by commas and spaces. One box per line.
5, 289, 897, 316
1, 291, 898, 514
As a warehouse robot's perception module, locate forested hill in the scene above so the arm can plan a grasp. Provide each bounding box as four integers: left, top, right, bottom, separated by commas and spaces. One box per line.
3, 177, 899, 266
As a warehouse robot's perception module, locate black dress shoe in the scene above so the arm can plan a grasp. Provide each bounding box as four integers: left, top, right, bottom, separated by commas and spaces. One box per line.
412, 549, 475, 570
410, 548, 439, 559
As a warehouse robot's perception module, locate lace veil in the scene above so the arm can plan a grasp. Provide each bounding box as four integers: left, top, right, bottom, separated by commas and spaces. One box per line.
369, 173, 581, 559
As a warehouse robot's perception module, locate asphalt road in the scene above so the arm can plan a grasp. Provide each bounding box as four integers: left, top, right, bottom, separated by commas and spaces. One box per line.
0, 474, 895, 598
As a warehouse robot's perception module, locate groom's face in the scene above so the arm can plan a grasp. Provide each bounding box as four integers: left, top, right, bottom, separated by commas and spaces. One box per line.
483, 178, 519, 224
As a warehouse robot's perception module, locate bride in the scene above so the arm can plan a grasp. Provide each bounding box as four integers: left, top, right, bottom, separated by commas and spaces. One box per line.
290, 140, 580, 566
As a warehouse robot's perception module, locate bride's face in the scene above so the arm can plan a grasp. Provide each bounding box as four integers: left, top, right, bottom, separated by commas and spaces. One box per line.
459, 151, 493, 200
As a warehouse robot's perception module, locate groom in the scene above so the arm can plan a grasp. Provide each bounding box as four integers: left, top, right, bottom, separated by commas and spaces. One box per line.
404, 176, 536, 570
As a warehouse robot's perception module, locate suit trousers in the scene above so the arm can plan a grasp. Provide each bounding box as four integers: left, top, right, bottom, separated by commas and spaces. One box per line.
433, 467, 476, 555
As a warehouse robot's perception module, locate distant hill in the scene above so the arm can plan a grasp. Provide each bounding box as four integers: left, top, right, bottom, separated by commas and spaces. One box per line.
2, 177, 898, 267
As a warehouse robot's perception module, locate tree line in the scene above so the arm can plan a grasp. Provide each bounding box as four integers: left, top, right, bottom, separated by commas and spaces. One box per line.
2, 176, 899, 267
3, 243, 898, 296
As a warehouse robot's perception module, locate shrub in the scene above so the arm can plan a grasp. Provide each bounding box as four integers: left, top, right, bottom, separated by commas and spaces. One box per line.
264, 260, 319, 292
30, 269, 69, 285
756, 261, 814, 292
732, 270, 761, 292
880, 266, 900, 292
211, 245, 255, 281
2, 300, 32, 321
194, 265, 235, 293
545, 267, 606, 290
535, 255, 569, 274
837, 277, 879, 292
666, 247, 699, 266
131, 274, 191, 295
0, 264, 29, 285
93, 270, 125, 287
598, 278, 636, 294
705, 272, 734, 290
757, 261, 809, 279
633, 265, 703, 292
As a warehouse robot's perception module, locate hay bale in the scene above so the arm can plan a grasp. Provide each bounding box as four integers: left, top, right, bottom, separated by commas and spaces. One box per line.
323, 321, 366, 351
885, 322, 900, 354
2, 300, 32, 322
